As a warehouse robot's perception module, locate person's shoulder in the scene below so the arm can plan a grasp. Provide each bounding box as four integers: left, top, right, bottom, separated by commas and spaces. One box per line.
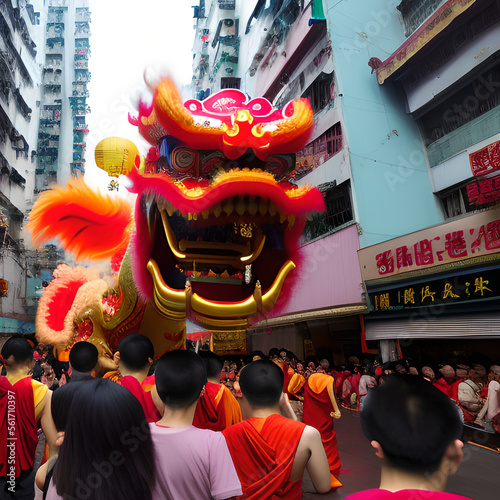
31, 378, 49, 396
300, 423, 321, 444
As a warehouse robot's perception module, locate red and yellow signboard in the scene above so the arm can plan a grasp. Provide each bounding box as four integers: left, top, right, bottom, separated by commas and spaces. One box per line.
469, 140, 500, 177
358, 207, 500, 281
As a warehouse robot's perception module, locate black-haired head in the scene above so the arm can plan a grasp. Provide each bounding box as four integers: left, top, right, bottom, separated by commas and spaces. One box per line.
239, 359, 283, 407
361, 374, 463, 474
198, 350, 222, 380
155, 350, 207, 408
69, 342, 98, 373
53, 378, 155, 500
51, 382, 85, 432
117, 334, 154, 371
1, 336, 33, 364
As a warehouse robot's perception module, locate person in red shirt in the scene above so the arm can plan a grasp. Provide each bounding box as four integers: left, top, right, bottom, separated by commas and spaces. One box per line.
345, 374, 469, 500
193, 350, 242, 431
1, 336, 57, 499
108, 334, 160, 423
223, 359, 332, 499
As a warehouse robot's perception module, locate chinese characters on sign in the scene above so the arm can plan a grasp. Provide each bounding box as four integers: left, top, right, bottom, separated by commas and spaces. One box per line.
466, 176, 500, 205
375, 220, 500, 276
212, 330, 247, 356
469, 140, 500, 177
369, 268, 499, 313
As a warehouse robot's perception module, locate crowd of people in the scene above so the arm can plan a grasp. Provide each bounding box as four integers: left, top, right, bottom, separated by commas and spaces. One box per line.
1, 335, 499, 499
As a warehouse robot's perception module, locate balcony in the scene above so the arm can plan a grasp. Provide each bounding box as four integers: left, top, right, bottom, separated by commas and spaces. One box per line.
13, 89, 31, 119
44, 83, 61, 94
46, 37, 64, 49
218, 0, 235, 9
74, 60, 88, 69
427, 107, 500, 168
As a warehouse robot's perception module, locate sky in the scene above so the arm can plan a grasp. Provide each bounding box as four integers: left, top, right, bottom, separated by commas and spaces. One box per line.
86, 0, 195, 193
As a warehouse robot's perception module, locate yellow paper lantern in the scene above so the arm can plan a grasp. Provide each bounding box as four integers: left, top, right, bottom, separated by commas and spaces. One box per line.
95, 137, 140, 177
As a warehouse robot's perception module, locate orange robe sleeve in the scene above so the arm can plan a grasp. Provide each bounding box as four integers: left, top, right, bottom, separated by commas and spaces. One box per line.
223, 414, 305, 499
221, 384, 242, 427
303, 373, 342, 483
193, 381, 242, 431
120, 375, 161, 423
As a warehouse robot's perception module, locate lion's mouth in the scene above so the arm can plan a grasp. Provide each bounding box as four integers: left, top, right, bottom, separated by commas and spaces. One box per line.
128, 166, 324, 328
143, 192, 297, 327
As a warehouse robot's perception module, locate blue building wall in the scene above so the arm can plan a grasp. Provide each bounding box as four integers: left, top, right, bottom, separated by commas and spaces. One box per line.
324, 0, 444, 248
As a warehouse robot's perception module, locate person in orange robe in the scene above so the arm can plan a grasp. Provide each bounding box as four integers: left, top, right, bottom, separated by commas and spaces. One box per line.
1, 337, 57, 499
192, 351, 242, 431
273, 357, 295, 398
108, 334, 160, 423
223, 359, 332, 499
303, 372, 343, 487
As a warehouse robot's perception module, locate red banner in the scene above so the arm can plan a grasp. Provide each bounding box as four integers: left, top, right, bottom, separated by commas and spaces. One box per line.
467, 176, 500, 205
470, 140, 500, 176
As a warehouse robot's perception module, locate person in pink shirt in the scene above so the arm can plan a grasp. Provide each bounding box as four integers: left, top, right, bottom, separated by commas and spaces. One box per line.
151, 350, 242, 500
345, 375, 470, 500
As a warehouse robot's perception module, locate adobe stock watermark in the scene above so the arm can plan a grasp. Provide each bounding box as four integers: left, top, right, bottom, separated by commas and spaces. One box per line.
6, 390, 16, 494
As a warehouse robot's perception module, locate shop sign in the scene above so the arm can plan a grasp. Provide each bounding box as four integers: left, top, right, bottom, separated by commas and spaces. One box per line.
358, 208, 500, 281
470, 140, 500, 177
0, 279, 7, 297
212, 329, 246, 355
369, 267, 500, 314
466, 175, 500, 205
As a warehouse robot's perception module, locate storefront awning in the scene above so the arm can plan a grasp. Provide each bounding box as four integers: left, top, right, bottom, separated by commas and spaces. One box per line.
249, 303, 368, 330
375, 0, 478, 85
365, 311, 500, 340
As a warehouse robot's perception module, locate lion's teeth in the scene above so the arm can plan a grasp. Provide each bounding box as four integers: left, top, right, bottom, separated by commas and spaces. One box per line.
235, 197, 246, 216
258, 198, 268, 216
223, 199, 234, 216
248, 197, 258, 216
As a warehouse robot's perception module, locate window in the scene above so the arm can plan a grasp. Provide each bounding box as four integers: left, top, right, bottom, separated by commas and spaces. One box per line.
301, 180, 353, 243
301, 72, 334, 114
419, 65, 500, 147
397, 0, 444, 37
294, 122, 343, 180
220, 77, 241, 89
439, 184, 497, 219
326, 122, 342, 156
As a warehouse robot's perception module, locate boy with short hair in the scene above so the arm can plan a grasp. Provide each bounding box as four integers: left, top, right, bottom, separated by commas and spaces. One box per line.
345, 374, 469, 499
151, 349, 241, 500
222, 359, 332, 499
112, 334, 160, 422
68, 341, 98, 381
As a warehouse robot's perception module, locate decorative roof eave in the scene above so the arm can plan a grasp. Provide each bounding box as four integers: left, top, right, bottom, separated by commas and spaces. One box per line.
248, 303, 368, 330
373, 0, 478, 85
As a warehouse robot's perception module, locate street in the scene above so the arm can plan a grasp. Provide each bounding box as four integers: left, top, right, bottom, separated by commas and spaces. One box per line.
302, 409, 500, 499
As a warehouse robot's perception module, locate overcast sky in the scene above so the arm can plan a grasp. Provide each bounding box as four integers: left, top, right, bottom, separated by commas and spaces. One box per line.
86, 0, 195, 192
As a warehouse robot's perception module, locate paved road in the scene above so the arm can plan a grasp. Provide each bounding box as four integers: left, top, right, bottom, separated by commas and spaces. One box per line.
302, 409, 500, 499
